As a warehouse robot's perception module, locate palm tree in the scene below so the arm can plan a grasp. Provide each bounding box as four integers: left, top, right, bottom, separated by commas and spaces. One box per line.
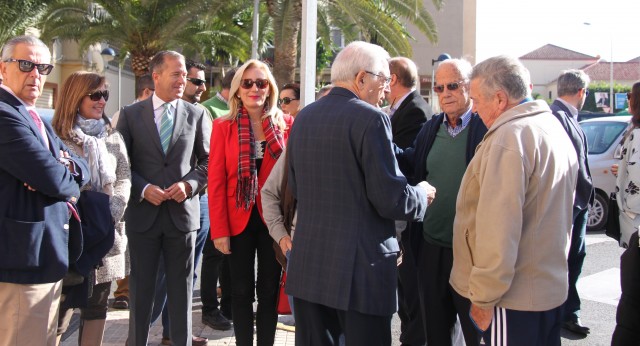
266, 0, 443, 85
39, 0, 250, 79
0, 0, 52, 48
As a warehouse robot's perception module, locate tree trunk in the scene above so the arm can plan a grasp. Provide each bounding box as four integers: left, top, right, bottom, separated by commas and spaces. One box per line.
269, 0, 302, 87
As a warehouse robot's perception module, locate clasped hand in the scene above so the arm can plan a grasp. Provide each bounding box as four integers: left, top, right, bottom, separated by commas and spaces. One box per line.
143, 181, 191, 206
417, 181, 436, 204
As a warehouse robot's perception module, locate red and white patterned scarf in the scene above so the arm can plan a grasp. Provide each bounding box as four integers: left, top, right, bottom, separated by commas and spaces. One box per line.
236, 106, 285, 210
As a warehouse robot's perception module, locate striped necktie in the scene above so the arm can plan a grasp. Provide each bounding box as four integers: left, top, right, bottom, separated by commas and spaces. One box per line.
28, 109, 49, 148
159, 103, 173, 153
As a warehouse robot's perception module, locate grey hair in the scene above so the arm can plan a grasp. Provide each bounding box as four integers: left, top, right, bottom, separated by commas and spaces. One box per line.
331, 41, 390, 84
471, 55, 531, 100
149, 50, 184, 73
436, 58, 473, 82
1, 35, 50, 62
557, 69, 590, 97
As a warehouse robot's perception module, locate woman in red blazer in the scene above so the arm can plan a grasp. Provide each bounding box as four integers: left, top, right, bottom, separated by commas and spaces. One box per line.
208, 59, 293, 346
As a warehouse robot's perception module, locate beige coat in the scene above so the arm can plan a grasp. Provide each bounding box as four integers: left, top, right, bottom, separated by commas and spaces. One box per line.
450, 100, 578, 311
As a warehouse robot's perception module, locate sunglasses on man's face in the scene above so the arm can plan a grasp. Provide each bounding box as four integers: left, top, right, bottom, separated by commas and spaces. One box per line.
187, 77, 206, 86
278, 97, 298, 105
433, 80, 466, 93
87, 90, 109, 102
241, 78, 269, 90
4, 58, 54, 75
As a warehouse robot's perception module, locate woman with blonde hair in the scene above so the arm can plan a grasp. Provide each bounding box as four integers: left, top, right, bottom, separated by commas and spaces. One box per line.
209, 59, 293, 346
52, 71, 131, 345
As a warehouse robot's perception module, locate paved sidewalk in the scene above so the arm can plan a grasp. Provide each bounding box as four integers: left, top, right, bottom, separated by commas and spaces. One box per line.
61, 300, 296, 346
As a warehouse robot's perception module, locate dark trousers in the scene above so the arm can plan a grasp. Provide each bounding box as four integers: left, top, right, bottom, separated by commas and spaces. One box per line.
564, 207, 588, 322
127, 206, 195, 346
453, 290, 562, 346
201, 232, 232, 316
417, 239, 456, 346
151, 194, 210, 338
57, 281, 112, 335
612, 232, 640, 345
397, 235, 425, 346
229, 207, 280, 346
293, 297, 392, 346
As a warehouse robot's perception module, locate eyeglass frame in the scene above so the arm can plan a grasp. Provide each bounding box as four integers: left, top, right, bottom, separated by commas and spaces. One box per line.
433, 80, 467, 93
278, 97, 299, 106
240, 78, 270, 90
364, 71, 392, 86
86, 90, 109, 102
3, 58, 54, 75
186, 77, 206, 86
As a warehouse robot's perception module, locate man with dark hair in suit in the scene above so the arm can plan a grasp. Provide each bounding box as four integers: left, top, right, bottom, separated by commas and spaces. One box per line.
117, 50, 210, 346
395, 58, 487, 346
0, 35, 88, 346
385, 56, 431, 346
286, 41, 434, 345
551, 69, 594, 336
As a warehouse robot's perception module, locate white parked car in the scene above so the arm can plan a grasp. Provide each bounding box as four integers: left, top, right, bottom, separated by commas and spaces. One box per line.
580, 116, 631, 231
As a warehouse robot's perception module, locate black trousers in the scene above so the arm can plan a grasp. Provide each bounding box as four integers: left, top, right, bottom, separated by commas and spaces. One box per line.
417, 239, 456, 346
453, 290, 562, 346
200, 235, 232, 316
293, 297, 392, 346
397, 234, 425, 346
612, 232, 640, 345
228, 207, 280, 346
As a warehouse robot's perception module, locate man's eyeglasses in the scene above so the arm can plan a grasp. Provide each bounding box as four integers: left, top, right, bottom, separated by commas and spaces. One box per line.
3, 58, 54, 75
241, 78, 269, 89
187, 77, 206, 86
87, 90, 109, 102
433, 80, 466, 93
278, 97, 298, 105
365, 71, 391, 86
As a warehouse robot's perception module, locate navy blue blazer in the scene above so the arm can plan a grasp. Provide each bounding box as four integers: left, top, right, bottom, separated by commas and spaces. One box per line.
550, 100, 594, 214
0, 89, 89, 284
285, 87, 428, 316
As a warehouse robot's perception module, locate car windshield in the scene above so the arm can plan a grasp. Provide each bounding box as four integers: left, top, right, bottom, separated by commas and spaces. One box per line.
580, 121, 628, 155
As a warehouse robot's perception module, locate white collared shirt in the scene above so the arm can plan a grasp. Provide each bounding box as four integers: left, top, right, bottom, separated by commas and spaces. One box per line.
389, 89, 414, 117
152, 93, 179, 132
556, 98, 579, 122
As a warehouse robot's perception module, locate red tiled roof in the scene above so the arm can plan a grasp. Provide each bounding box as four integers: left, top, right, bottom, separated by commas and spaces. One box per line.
583, 61, 640, 81
520, 44, 598, 60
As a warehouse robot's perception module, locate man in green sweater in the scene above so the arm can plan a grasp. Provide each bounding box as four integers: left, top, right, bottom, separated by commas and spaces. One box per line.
396, 58, 487, 346
201, 68, 237, 119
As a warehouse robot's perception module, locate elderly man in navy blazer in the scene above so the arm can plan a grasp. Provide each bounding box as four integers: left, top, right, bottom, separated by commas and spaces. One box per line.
286, 41, 434, 346
0, 35, 89, 346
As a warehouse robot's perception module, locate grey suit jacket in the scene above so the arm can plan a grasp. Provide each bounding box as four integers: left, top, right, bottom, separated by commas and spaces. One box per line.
285, 87, 428, 316
116, 97, 210, 232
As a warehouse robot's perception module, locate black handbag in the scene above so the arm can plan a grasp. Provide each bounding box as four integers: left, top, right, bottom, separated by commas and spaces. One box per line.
605, 192, 621, 242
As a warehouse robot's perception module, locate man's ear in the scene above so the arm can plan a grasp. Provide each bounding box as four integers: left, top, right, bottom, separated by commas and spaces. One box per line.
355, 70, 367, 85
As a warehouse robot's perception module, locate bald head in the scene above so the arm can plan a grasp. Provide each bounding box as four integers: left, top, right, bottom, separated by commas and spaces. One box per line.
389, 57, 418, 89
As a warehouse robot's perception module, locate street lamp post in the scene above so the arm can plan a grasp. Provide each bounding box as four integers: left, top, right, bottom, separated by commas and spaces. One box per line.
431, 53, 451, 113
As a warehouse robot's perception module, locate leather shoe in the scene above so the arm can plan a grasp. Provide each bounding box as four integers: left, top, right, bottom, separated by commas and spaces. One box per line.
160, 336, 208, 346
112, 296, 129, 309
202, 309, 232, 331
563, 320, 590, 335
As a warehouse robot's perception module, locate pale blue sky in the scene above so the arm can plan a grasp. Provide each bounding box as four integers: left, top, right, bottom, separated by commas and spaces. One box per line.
476, 0, 637, 62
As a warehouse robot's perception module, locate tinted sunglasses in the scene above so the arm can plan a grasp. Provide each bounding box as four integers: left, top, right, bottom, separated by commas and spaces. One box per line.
187, 77, 206, 86
4, 58, 54, 75
87, 90, 109, 102
433, 80, 466, 93
278, 97, 298, 105
241, 78, 269, 89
